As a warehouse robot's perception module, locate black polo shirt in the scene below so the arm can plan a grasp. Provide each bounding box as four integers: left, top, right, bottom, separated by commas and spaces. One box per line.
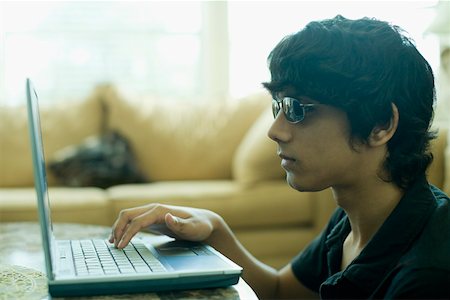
291, 176, 450, 299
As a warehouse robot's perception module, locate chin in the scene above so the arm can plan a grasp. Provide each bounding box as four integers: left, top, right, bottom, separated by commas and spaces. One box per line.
286, 173, 327, 193
286, 173, 308, 191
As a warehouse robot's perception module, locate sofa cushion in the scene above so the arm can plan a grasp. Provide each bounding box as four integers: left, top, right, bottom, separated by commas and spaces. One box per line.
0, 91, 102, 187
107, 181, 313, 229
232, 107, 285, 185
103, 86, 268, 181
0, 187, 110, 225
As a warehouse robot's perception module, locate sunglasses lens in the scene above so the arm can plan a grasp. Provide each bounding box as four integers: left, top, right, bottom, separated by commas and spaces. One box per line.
272, 99, 281, 118
284, 97, 304, 122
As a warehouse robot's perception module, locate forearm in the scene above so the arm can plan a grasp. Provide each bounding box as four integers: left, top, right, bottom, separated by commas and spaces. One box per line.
205, 212, 280, 299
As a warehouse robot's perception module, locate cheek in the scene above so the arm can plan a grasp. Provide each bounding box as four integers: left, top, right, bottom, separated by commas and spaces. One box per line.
288, 134, 357, 190
284, 108, 358, 190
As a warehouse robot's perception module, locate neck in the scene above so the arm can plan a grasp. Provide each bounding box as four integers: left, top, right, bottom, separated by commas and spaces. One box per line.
332, 177, 404, 249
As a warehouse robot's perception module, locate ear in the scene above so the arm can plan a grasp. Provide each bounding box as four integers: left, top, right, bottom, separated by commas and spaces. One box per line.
368, 103, 399, 147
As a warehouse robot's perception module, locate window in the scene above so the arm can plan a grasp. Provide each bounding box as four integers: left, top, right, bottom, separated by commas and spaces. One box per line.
0, 1, 209, 105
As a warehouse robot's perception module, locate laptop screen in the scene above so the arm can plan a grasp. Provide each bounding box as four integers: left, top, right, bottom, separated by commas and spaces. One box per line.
26, 78, 56, 279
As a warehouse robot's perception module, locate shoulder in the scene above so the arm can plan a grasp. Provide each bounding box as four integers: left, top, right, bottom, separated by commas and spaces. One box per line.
379, 184, 449, 299
385, 267, 450, 299
392, 185, 450, 292
430, 184, 450, 207
417, 185, 450, 265
403, 185, 450, 268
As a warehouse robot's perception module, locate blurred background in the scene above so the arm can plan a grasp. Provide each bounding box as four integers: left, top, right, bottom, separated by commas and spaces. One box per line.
0, 0, 448, 120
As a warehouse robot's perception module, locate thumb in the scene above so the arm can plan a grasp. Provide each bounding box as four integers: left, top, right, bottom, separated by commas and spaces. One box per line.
164, 212, 213, 242
165, 213, 189, 235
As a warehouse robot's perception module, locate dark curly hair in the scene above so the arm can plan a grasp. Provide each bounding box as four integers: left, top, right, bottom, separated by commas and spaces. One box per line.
263, 15, 436, 189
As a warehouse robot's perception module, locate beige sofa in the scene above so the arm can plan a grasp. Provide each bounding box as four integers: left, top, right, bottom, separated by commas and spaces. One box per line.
1, 85, 449, 268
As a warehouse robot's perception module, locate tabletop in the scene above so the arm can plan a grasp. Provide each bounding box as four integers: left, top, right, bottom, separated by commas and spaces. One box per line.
0, 222, 258, 300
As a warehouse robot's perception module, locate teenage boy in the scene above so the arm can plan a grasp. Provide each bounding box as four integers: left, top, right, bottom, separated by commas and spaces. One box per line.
110, 16, 449, 299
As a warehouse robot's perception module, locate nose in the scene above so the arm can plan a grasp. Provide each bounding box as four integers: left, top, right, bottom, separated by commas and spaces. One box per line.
267, 111, 292, 144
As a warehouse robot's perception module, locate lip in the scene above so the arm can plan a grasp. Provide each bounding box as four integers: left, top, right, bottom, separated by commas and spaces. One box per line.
278, 152, 295, 161
278, 152, 296, 169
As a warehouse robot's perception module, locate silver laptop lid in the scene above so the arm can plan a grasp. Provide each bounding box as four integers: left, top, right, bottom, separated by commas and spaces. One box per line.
26, 78, 56, 280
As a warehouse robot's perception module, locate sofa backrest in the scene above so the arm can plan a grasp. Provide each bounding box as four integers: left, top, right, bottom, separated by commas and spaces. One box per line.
0, 85, 272, 187
0, 92, 102, 187
101, 85, 270, 181
232, 107, 285, 185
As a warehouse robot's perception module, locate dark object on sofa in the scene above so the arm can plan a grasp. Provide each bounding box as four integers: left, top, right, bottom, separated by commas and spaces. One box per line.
48, 130, 147, 189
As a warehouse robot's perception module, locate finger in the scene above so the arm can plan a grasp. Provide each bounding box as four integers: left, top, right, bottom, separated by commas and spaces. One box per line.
111, 206, 152, 246
108, 233, 114, 243
112, 214, 132, 247
117, 207, 168, 248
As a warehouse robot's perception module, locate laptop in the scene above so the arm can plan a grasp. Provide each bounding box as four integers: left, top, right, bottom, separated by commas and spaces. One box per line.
25, 78, 242, 297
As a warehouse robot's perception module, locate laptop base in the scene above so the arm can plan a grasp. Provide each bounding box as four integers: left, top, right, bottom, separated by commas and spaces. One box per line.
49, 275, 240, 297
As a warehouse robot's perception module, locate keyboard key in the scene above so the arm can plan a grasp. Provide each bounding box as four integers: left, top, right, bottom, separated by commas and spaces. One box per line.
70, 239, 167, 276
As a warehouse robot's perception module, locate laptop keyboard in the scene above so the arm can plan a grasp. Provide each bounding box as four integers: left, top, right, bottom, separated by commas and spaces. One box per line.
71, 239, 167, 276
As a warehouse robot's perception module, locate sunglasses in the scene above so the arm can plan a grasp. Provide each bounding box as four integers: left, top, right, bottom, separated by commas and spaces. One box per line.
272, 97, 317, 123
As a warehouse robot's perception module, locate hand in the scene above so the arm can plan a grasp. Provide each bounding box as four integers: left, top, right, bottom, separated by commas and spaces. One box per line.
109, 203, 218, 249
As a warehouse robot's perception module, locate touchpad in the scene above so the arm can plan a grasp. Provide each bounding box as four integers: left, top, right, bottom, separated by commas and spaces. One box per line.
157, 246, 197, 257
